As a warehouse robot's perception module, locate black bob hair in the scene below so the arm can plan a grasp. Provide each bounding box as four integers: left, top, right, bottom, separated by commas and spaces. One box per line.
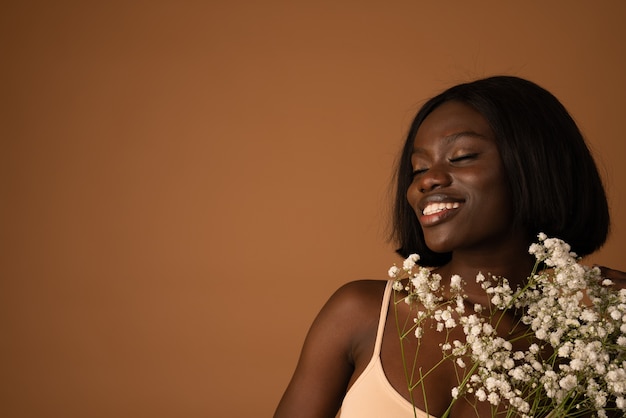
392, 76, 610, 266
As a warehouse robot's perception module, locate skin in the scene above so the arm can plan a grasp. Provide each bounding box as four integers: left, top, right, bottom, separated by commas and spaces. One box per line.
599, 266, 626, 284
274, 101, 624, 418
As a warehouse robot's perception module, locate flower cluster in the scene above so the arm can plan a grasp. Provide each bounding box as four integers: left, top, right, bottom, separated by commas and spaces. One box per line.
388, 234, 626, 418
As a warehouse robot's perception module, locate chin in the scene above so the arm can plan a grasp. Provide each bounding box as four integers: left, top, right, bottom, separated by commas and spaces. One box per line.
423, 237, 456, 254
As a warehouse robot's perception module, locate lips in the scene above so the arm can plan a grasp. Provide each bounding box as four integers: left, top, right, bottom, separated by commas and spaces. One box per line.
417, 195, 464, 226
423, 201, 461, 216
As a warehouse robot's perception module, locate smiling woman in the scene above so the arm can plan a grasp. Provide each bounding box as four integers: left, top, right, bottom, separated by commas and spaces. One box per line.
273, 76, 624, 418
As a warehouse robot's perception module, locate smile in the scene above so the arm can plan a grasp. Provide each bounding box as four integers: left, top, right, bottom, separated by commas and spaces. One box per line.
422, 202, 461, 216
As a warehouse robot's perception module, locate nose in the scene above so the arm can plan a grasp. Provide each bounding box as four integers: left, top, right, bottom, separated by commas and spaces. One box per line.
415, 164, 452, 193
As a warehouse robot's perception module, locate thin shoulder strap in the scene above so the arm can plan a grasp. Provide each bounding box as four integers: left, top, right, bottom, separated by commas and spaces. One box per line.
372, 280, 394, 357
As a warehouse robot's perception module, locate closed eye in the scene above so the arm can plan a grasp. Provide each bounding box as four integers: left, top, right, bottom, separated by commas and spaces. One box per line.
412, 167, 428, 177
449, 153, 478, 163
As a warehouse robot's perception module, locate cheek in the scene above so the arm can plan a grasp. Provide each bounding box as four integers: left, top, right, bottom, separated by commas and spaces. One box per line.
481, 172, 513, 212
467, 160, 506, 188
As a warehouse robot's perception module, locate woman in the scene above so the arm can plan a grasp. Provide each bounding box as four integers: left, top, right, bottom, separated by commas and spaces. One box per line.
274, 76, 625, 418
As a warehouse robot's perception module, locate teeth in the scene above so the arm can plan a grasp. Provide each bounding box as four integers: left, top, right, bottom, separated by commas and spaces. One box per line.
423, 202, 460, 216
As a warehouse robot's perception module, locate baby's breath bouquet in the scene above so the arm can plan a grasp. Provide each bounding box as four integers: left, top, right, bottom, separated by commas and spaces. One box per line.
388, 233, 626, 418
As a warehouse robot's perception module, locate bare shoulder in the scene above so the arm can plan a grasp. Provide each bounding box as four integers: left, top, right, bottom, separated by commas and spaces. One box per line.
313, 280, 387, 349
273, 280, 388, 418
317, 280, 389, 333
598, 265, 626, 285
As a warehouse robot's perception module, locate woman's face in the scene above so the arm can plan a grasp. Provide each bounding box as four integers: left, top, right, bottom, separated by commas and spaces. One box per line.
406, 101, 517, 255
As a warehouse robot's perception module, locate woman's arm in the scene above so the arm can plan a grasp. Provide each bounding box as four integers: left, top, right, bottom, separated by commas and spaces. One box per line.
274, 281, 381, 418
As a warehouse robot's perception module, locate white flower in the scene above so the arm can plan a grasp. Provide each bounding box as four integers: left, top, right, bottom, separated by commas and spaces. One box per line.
610, 309, 622, 321
570, 358, 584, 371
509, 367, 527, 381
475, 388, 487, 402
535, 328, 547, 340
455, 296, 465, 314
387, 234, 626, 417
559, 374, 578, 390
581, 309, 598, 322
558, 342, 572, 358
503, 358, 514, 370
487, 392, 500, 405
450, 274, 462, 290
388, 265, 400, 278
403, 254, 419, 271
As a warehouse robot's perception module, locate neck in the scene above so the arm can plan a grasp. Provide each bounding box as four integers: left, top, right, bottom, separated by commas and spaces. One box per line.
434, 237, 535, 293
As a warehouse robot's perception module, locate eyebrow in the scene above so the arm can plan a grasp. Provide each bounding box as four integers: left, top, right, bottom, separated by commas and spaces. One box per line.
412, 130, 489, 154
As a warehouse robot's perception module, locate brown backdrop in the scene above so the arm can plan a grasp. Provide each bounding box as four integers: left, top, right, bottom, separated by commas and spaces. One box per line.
2, 1, 626, 417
